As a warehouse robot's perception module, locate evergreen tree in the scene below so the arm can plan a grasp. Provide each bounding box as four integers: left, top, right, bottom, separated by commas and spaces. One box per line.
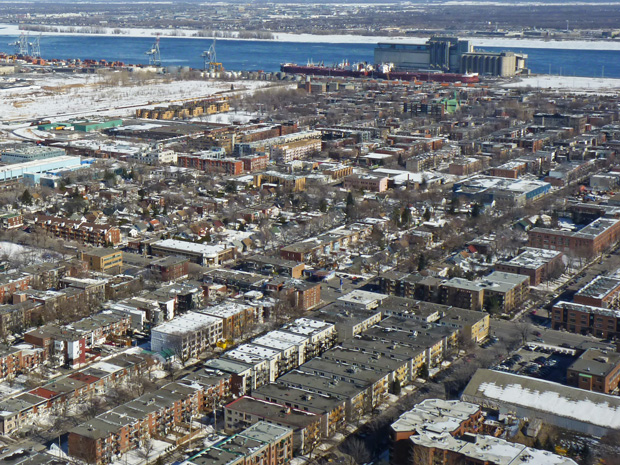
418, 254, 427, 271
20, 189, 33, 206
346, 191, 355, 207
471, 203, 481, 218
401, 208, 411, 227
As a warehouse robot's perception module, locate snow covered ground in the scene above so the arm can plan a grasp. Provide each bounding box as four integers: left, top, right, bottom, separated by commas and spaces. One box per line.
502, 75, 620, 92
2, 22, 620, 50
0, 74, 277, 121
0, 241, 64, 265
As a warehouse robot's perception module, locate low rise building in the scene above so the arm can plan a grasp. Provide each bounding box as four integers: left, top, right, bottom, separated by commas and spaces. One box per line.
567, 348, 620, 394
150, 239, 235, 266
224, 396, 321, 454
552, 301, 619, 338
495, 247, 564, 286
528, 217, 620, 257
573, 276, 620, 308
183, 422, 293, 465
462, 368, 620, 437
33, 215, 121, 246
150, 311, 223, 359
80, 248, 123, 273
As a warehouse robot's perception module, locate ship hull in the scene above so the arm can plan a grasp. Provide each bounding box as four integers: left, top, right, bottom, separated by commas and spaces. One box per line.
280, 64, 479, 83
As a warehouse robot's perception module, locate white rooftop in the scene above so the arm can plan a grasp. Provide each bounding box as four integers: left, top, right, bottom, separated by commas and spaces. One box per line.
151, 312, 221, 335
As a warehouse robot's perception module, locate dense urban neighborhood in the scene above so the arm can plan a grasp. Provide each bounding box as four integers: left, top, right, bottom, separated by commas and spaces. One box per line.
0, 4, 619, 465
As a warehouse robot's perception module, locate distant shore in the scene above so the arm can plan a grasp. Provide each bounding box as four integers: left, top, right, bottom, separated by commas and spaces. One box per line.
1, 23, 620, 51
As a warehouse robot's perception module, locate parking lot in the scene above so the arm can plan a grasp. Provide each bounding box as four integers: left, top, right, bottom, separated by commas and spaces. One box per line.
493, 345, 577, 384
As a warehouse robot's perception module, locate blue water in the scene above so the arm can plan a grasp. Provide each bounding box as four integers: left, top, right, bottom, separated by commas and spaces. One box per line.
0, 34, 618, 78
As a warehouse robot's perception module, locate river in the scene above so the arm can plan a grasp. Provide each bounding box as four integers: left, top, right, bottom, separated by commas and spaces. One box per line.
0, 34, 618, 78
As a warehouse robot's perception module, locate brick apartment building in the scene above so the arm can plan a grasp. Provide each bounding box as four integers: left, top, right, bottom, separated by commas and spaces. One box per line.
567, 348, 620, 394
240, 154, 270, 173
552, 301, 619, 338
495, 247, 564, 286
528, 218, 620, 257
184, 422, 293, 465
0, 213, 23, 230
148, 256, 190, 282
573, 276, 620, 308
33, 215, 121, 246
177, 154, 244, 175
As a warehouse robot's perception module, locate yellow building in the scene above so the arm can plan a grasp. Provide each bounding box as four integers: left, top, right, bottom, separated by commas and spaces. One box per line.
80, 248, 123, 273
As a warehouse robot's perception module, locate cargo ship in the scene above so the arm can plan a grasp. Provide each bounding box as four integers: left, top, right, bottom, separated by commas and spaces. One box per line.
280, 61, 479, 83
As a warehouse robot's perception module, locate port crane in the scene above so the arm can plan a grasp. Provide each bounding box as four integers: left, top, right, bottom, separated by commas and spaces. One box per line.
201, 39, 223, 73
9, 33, 28, 56
145, 34, 161, 66
29, 34, 41, 58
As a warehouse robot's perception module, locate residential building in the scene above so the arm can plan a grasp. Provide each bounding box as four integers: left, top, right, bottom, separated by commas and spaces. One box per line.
573, 276, 620, 308
552, 301, 619, 338
224, 396, 322, 454
495, 247, 564, 286
80, 248, 123, 273
567, 348, 620, 394
33, 215, 121, 246
150, 312, 224, 359
183, 422, 293, 465
528, 218, 620, 257
148, 256, 190, 281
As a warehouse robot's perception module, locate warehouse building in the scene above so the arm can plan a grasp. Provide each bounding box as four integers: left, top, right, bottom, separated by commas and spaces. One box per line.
462, 369, 620, 437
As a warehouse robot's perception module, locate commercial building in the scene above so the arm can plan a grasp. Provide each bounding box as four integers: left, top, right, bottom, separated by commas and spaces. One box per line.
567, 348, 620, 394
150, 239, 235, 266
0, 156, 83, 185
1, 145, 66, 164
33, 215, 121, 246
453, 175, 550, 206
80, 248, 123, 273
462, 368, 620, 437
552, 301, 620, 339
495, 247, 564, 286
183, 422, 293, 465
150, 311, 224, 359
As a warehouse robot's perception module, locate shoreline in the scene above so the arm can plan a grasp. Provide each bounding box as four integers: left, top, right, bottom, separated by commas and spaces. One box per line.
1, 23, 620, 51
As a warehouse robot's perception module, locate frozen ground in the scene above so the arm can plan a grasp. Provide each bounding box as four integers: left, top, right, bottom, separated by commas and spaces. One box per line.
2, 23, 620, 50
502, 75, 620, 93
0, 241, 64, 265
0, 74, 278, 121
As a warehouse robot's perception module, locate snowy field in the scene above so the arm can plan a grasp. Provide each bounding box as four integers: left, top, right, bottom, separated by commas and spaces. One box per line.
502, 75, 620, 93
2, 22, 620, 50
0, 241, 64, 264
0, 74, 278, 121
